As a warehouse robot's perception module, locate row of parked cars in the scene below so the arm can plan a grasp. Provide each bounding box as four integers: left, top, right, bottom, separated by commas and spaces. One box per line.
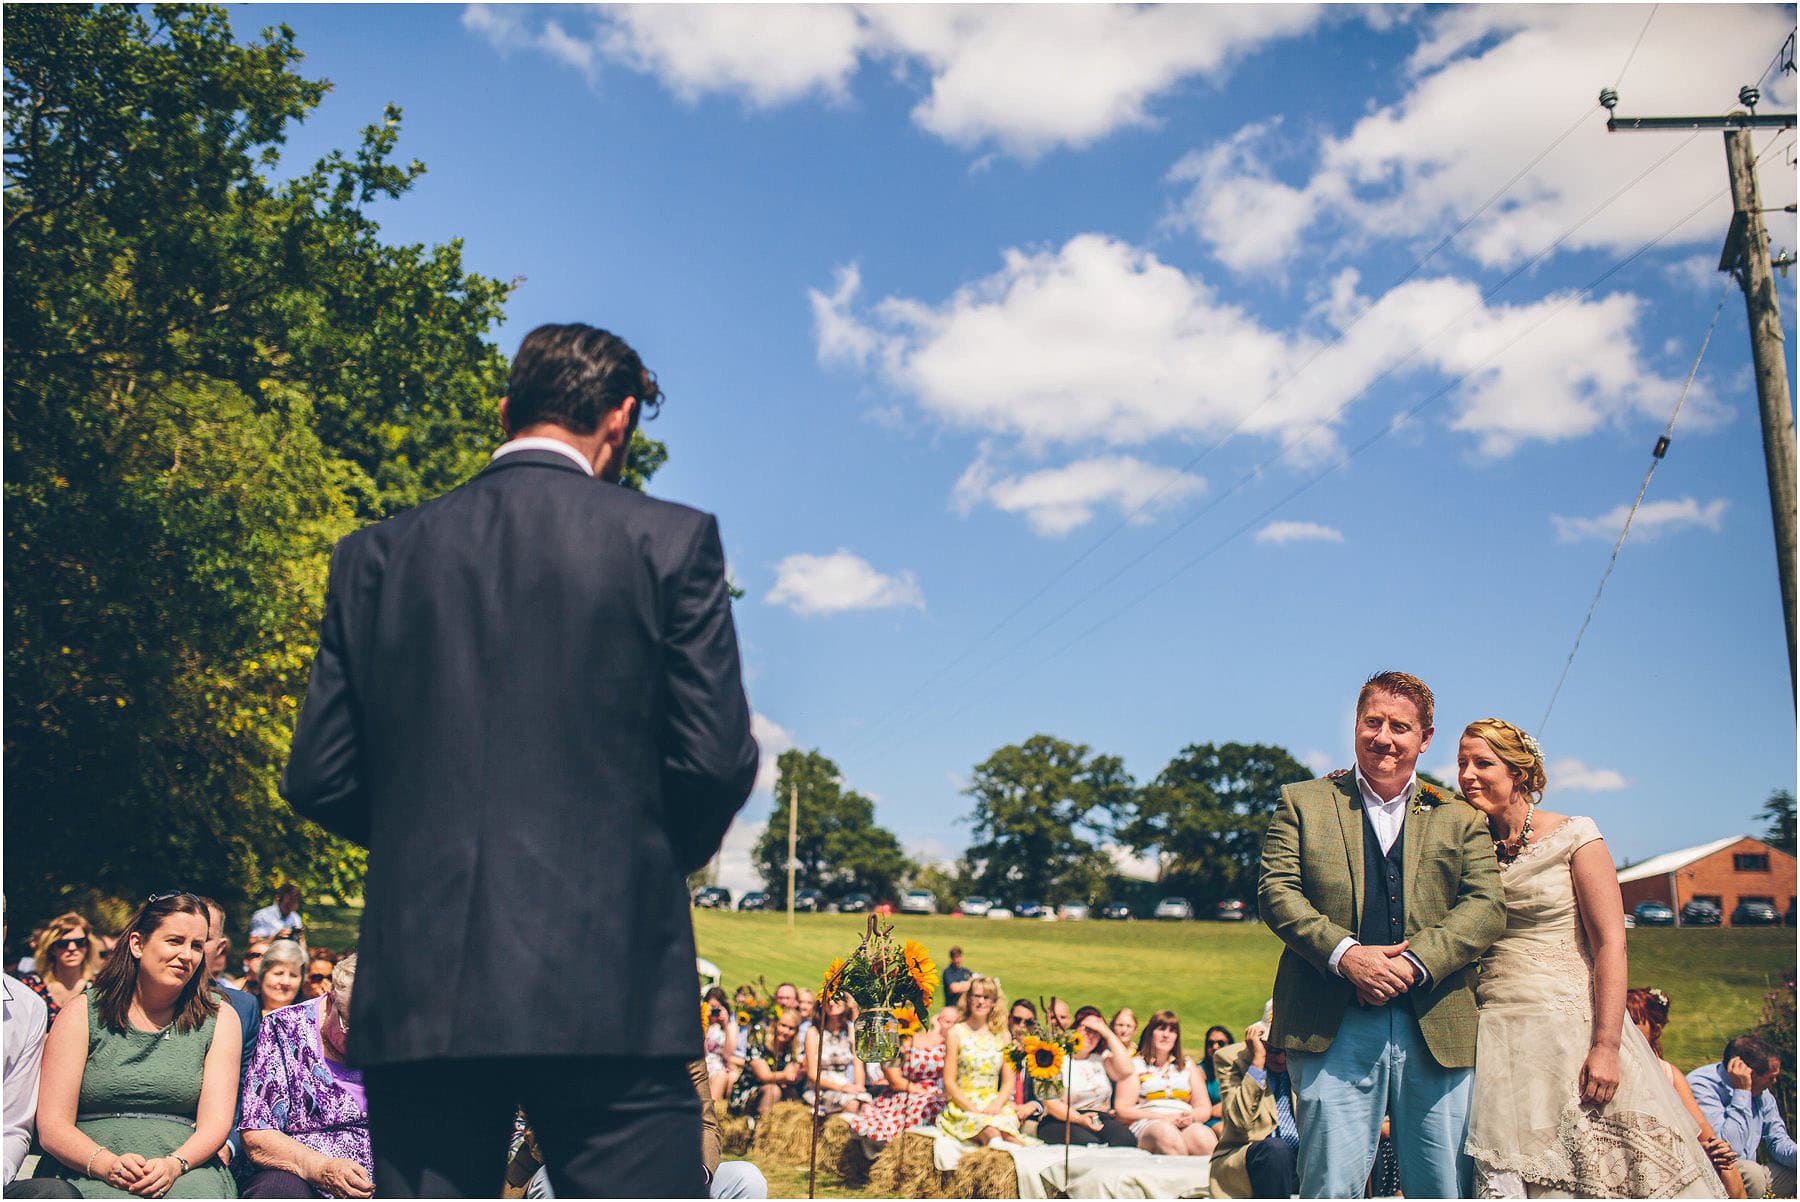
692, 887, 1258, 921
1627, 899, 1793, 927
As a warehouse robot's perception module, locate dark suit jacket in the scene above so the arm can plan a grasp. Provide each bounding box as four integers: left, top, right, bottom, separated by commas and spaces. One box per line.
214, 984, 259, 1173
281, 449, 758, 1065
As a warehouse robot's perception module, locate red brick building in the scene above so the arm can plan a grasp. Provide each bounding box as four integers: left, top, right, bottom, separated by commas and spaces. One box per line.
1617, 835, 1796, 925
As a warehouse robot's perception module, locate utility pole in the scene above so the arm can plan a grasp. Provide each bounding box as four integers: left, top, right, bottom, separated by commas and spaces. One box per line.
787, 780, 799, 932
1602, 84, 1798, 700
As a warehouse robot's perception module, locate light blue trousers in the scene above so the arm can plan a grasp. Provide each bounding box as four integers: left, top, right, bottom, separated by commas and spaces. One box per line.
1286, 1003, 1472, 1199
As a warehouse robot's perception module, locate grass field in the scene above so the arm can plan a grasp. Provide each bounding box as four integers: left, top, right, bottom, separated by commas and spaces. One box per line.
695, 911, 1793, 1072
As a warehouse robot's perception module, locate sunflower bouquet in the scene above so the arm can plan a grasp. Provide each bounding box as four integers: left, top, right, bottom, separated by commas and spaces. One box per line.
818, 916, 939, 1061
1004, 1014, 1081, 1099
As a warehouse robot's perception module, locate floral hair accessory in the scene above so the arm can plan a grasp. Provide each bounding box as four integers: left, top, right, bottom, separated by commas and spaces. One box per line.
1520, 730, 1543, 760
1649, 988, 1670, 1009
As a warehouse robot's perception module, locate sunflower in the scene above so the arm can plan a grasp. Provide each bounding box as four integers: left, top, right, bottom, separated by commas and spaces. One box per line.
702, 1002, 712, 1032
902, 939, 939, 1006
892, 1003, 923, 1036
820, 957, 849, 1003
735, 1004, 759, 1030
1022, 1035, 1066, 1080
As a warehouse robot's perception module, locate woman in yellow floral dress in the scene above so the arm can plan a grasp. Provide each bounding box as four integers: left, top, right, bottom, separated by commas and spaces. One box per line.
936, 975, 1033, 1147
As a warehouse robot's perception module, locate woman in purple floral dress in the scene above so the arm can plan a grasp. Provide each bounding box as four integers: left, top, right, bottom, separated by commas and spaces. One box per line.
239, 955, 372, 1199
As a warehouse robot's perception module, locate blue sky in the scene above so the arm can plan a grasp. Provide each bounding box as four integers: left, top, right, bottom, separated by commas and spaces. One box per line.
246, 3, 1798, 894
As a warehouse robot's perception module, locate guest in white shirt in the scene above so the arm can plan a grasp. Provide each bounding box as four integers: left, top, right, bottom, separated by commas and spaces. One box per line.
3, 902, 80, 1199
247, 884, 304, 942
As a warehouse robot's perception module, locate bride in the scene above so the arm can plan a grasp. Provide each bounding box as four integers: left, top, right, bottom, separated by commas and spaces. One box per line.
1458, 717, 1724, 1198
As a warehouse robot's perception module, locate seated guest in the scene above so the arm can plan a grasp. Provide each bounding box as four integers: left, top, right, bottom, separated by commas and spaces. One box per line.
1199, 1026, 1232, 1130
937, 976, 1030, 1148
1207, 1020, 1297, 1199
247, 888, 302, 945
238, 955, 370, 1199
5, 901, 80, 1199
1038, 1008, 1134, 1148
846, 1007, 949, 1144
240, 940, 270, 999
1628, 988, 1746, 1198
803, 996, 867, 1116
31, 893, 240, 1197
16, 914, 100, 1029
1109, 1007, 1137, 1046
702, 988, 739, 1104
795, 989, 816, 1044
301, 954, 336, 1003
1689, 1034, 1793, 1199
728, 1007, 803, 1118
198, 897, 261, 1183
1114, 1009, 1216, 1156
1004, 999, 1045, 1134
254, 943, 305, 1016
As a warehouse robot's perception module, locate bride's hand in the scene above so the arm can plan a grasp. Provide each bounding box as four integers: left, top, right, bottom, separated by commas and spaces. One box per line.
1579, 1045, 1620, 1106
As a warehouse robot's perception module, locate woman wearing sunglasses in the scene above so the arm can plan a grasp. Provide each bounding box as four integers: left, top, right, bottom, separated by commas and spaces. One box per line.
18, 912, 101, 1028
30, 893, 240, 1198
301, 952, 338, 1002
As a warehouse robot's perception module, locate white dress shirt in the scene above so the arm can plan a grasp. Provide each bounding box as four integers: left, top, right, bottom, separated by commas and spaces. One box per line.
491, 437, 594, 476
1327, 768, 1431, 987
3, 974, 48, 1185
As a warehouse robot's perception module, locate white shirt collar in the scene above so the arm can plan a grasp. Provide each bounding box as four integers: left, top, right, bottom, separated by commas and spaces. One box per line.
491, 437, 594, 476
1354, 765, 1416, 810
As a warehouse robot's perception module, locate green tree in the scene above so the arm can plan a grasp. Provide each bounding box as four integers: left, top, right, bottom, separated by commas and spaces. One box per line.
1760, 789, 1795, 856
3, 5, 668, 924
1121, 742, 1311, 908
962, 735, 1132, 905
753, 749, 913, 904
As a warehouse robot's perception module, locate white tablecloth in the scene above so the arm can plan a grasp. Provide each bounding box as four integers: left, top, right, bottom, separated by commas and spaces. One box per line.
926, 1128, 1212, 1199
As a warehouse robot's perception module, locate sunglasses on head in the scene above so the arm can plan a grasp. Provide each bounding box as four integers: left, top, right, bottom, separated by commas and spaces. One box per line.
145, 891, 205, 911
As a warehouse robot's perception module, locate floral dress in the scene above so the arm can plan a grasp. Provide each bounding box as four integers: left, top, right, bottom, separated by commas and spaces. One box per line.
847, 1040, 946, 1142
728, 1038, 799, 1116
239, 996, 371, 1196
936, 1026, 1029, 1142
807, 1025, 865, 1115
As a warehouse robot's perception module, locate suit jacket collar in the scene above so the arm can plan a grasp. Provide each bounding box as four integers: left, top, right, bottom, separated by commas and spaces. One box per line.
478, 447, 597, 480
1333, 772, 1430, 924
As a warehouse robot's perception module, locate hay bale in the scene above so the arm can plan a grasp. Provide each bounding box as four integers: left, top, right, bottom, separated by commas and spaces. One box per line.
948, 1147, 1019, 1199
868, 1130, 949, 1198
717, 1113, 754, 1157
816, 1115, 870, 1184
751, 1100, 816, 1166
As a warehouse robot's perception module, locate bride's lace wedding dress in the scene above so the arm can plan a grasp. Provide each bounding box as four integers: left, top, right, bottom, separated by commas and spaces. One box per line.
1466, 815, 1724, 1198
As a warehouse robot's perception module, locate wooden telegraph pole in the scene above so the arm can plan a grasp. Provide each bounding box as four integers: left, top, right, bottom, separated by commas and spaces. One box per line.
787, 781, 798, 931
1602, 83, 1798, 699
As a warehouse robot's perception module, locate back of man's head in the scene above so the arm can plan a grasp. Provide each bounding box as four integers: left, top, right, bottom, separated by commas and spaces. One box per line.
507, 323, 660, 435
1725, 1033, 1781, 1073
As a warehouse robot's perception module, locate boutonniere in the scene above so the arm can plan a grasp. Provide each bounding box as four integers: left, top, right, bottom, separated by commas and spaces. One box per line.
1411, 785, 1443, 815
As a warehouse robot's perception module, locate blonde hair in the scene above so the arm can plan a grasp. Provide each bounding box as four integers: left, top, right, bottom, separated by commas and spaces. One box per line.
1462, 717, 1547, 800
957, 974, 1008, 1035
33, 912, 100, 982
330, 952, 357, 999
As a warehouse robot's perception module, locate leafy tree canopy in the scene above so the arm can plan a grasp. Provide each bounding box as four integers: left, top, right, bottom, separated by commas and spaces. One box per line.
962, 735, 1131, 905
1761, 788, 1796, 856
753, 749, 913, 905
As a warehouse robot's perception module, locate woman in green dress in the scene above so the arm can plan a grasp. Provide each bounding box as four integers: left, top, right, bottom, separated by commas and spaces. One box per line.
34, 893, 242, 1198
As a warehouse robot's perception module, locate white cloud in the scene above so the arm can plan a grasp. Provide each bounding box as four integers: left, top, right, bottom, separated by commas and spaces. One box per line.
1552, 496, 1728, 543
1256, 520, 1344, 546
1174, 6, 1797, 272
1550, 758, 1629, 793
1105, 842, 1161, 882
766, 550, 924, 616
816, 235, 1701, 462
710, 817, 766, 896
462, 4, 1328, 159
955, 452, 1205, 536
1301, 749, 1335, 777
751, 711, 796, 797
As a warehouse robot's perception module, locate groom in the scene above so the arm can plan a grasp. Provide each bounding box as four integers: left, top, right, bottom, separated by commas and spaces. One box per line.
1258, 671, 1504, 1197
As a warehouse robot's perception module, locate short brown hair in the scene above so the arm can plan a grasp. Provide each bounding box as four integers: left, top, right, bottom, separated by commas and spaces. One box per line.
1358, 671, 1435, 730
1137, 1009, 1187, 1068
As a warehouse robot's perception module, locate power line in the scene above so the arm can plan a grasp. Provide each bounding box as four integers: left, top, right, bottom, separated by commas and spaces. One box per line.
1538, 282, 1732, 737
858, 130, 1707, 753
1615, 5, 1659, 90
860, 181, 1732, 765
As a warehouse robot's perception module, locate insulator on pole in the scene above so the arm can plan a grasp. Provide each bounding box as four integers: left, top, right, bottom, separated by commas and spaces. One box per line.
1653, 435, 1671, 459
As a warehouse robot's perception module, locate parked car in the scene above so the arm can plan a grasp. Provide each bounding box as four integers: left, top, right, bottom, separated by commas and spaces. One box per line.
738, 891, 770, 912
692, 886, 732, 910
957, 896, 994, 917
1679, 899, 1722, 926
794, 888, 826, 913
1154, 897, 1195, 921
1056, 902, 1090, 921
838, 892, 874, 914
1731, 900, 1781, 926
1099, 901, 1132, 921
1014, 900, 1049, 919
900, 889, 938, 915
1213, 898, 1250, 922
985, 906, 1015, 921
1632, 901, 1676, 927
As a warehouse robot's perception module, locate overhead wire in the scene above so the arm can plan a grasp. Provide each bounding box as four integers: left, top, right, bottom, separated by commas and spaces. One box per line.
858, 128, 1706, 754
865, 181, 1736, 759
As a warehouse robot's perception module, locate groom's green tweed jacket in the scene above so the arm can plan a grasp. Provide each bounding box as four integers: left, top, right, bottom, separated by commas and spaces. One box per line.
1257, 772, 1505, 1069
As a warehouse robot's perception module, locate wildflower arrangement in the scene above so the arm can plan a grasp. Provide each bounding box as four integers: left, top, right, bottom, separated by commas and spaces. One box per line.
1005, 1022, 1081, 1080
1412, 783, 1444, 816
891, 1003, 923, 1037
817, 916, 938, 1014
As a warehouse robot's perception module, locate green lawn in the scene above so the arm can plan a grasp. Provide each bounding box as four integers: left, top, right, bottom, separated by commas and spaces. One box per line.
694, 911, 1791, 1072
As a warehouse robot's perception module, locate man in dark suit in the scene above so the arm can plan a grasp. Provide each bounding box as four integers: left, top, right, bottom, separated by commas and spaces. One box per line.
198, 898, 260, 1183
282, 323, 759, 1198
